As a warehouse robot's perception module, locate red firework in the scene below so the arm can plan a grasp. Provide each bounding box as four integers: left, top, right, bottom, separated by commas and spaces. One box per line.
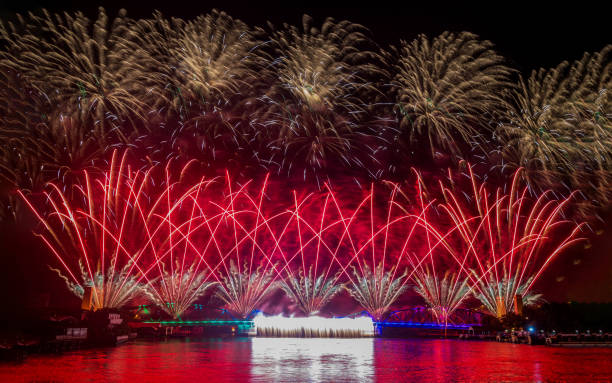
20, 152, 584, 321
437, 164, 585, 317
20, 151, 162, 309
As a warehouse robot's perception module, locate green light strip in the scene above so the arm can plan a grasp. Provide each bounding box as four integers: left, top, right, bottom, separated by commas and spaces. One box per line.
143, 320, 253, 326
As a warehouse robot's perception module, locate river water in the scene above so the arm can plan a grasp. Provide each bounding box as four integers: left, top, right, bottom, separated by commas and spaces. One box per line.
1, 338, 611, 382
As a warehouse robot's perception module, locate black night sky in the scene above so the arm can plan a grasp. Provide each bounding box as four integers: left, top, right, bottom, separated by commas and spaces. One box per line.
1, 0, 609, 73
0, 0, 610, 316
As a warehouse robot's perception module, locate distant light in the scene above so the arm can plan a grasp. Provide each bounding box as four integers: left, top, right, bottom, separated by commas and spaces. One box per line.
528, 327, 535, 333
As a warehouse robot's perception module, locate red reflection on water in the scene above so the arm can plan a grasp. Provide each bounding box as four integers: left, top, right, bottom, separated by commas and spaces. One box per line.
373, 339, 612, 382
0, 339, 253, 382
1, 338, 612, 382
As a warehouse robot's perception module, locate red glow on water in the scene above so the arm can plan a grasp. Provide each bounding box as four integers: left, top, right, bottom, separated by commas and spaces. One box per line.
1, 339, 611, 382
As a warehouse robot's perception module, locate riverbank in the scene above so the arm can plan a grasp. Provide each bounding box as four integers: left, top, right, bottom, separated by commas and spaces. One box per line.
458, 330, 612, 347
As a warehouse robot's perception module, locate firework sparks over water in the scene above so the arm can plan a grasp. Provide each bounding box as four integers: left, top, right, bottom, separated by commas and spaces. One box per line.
413, 270, 471, 325
19, 151, 158, 309
333, 183, 424, 321
438, 164, 584, 317
2, 8, 608, 323
17, 152, 586, 321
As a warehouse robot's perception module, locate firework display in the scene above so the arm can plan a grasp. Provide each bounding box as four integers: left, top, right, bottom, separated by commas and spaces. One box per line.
400, 171, 473, 325
1, 7, 607, 325
277, 192, 343, 316
0, 9, 607, 222
216, 262, 278, 319
412, 271, 471, 325
125, 10, 266, 168
18, 151, 157, 309
17, 149, 583, 323
348, 264, 408, 322
495, 46, 612, 221
0, 8, 145, 143
392, 32, 512, 160
252, 15, 386, 184
437, 165, 584, 317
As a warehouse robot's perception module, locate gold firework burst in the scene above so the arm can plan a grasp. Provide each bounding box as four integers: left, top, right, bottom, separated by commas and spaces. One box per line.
0, 8, 145, 143
496, 45, 612, 218
393, 32, 512, 159
126, 10, 265, 166
255, 15, 386, 181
